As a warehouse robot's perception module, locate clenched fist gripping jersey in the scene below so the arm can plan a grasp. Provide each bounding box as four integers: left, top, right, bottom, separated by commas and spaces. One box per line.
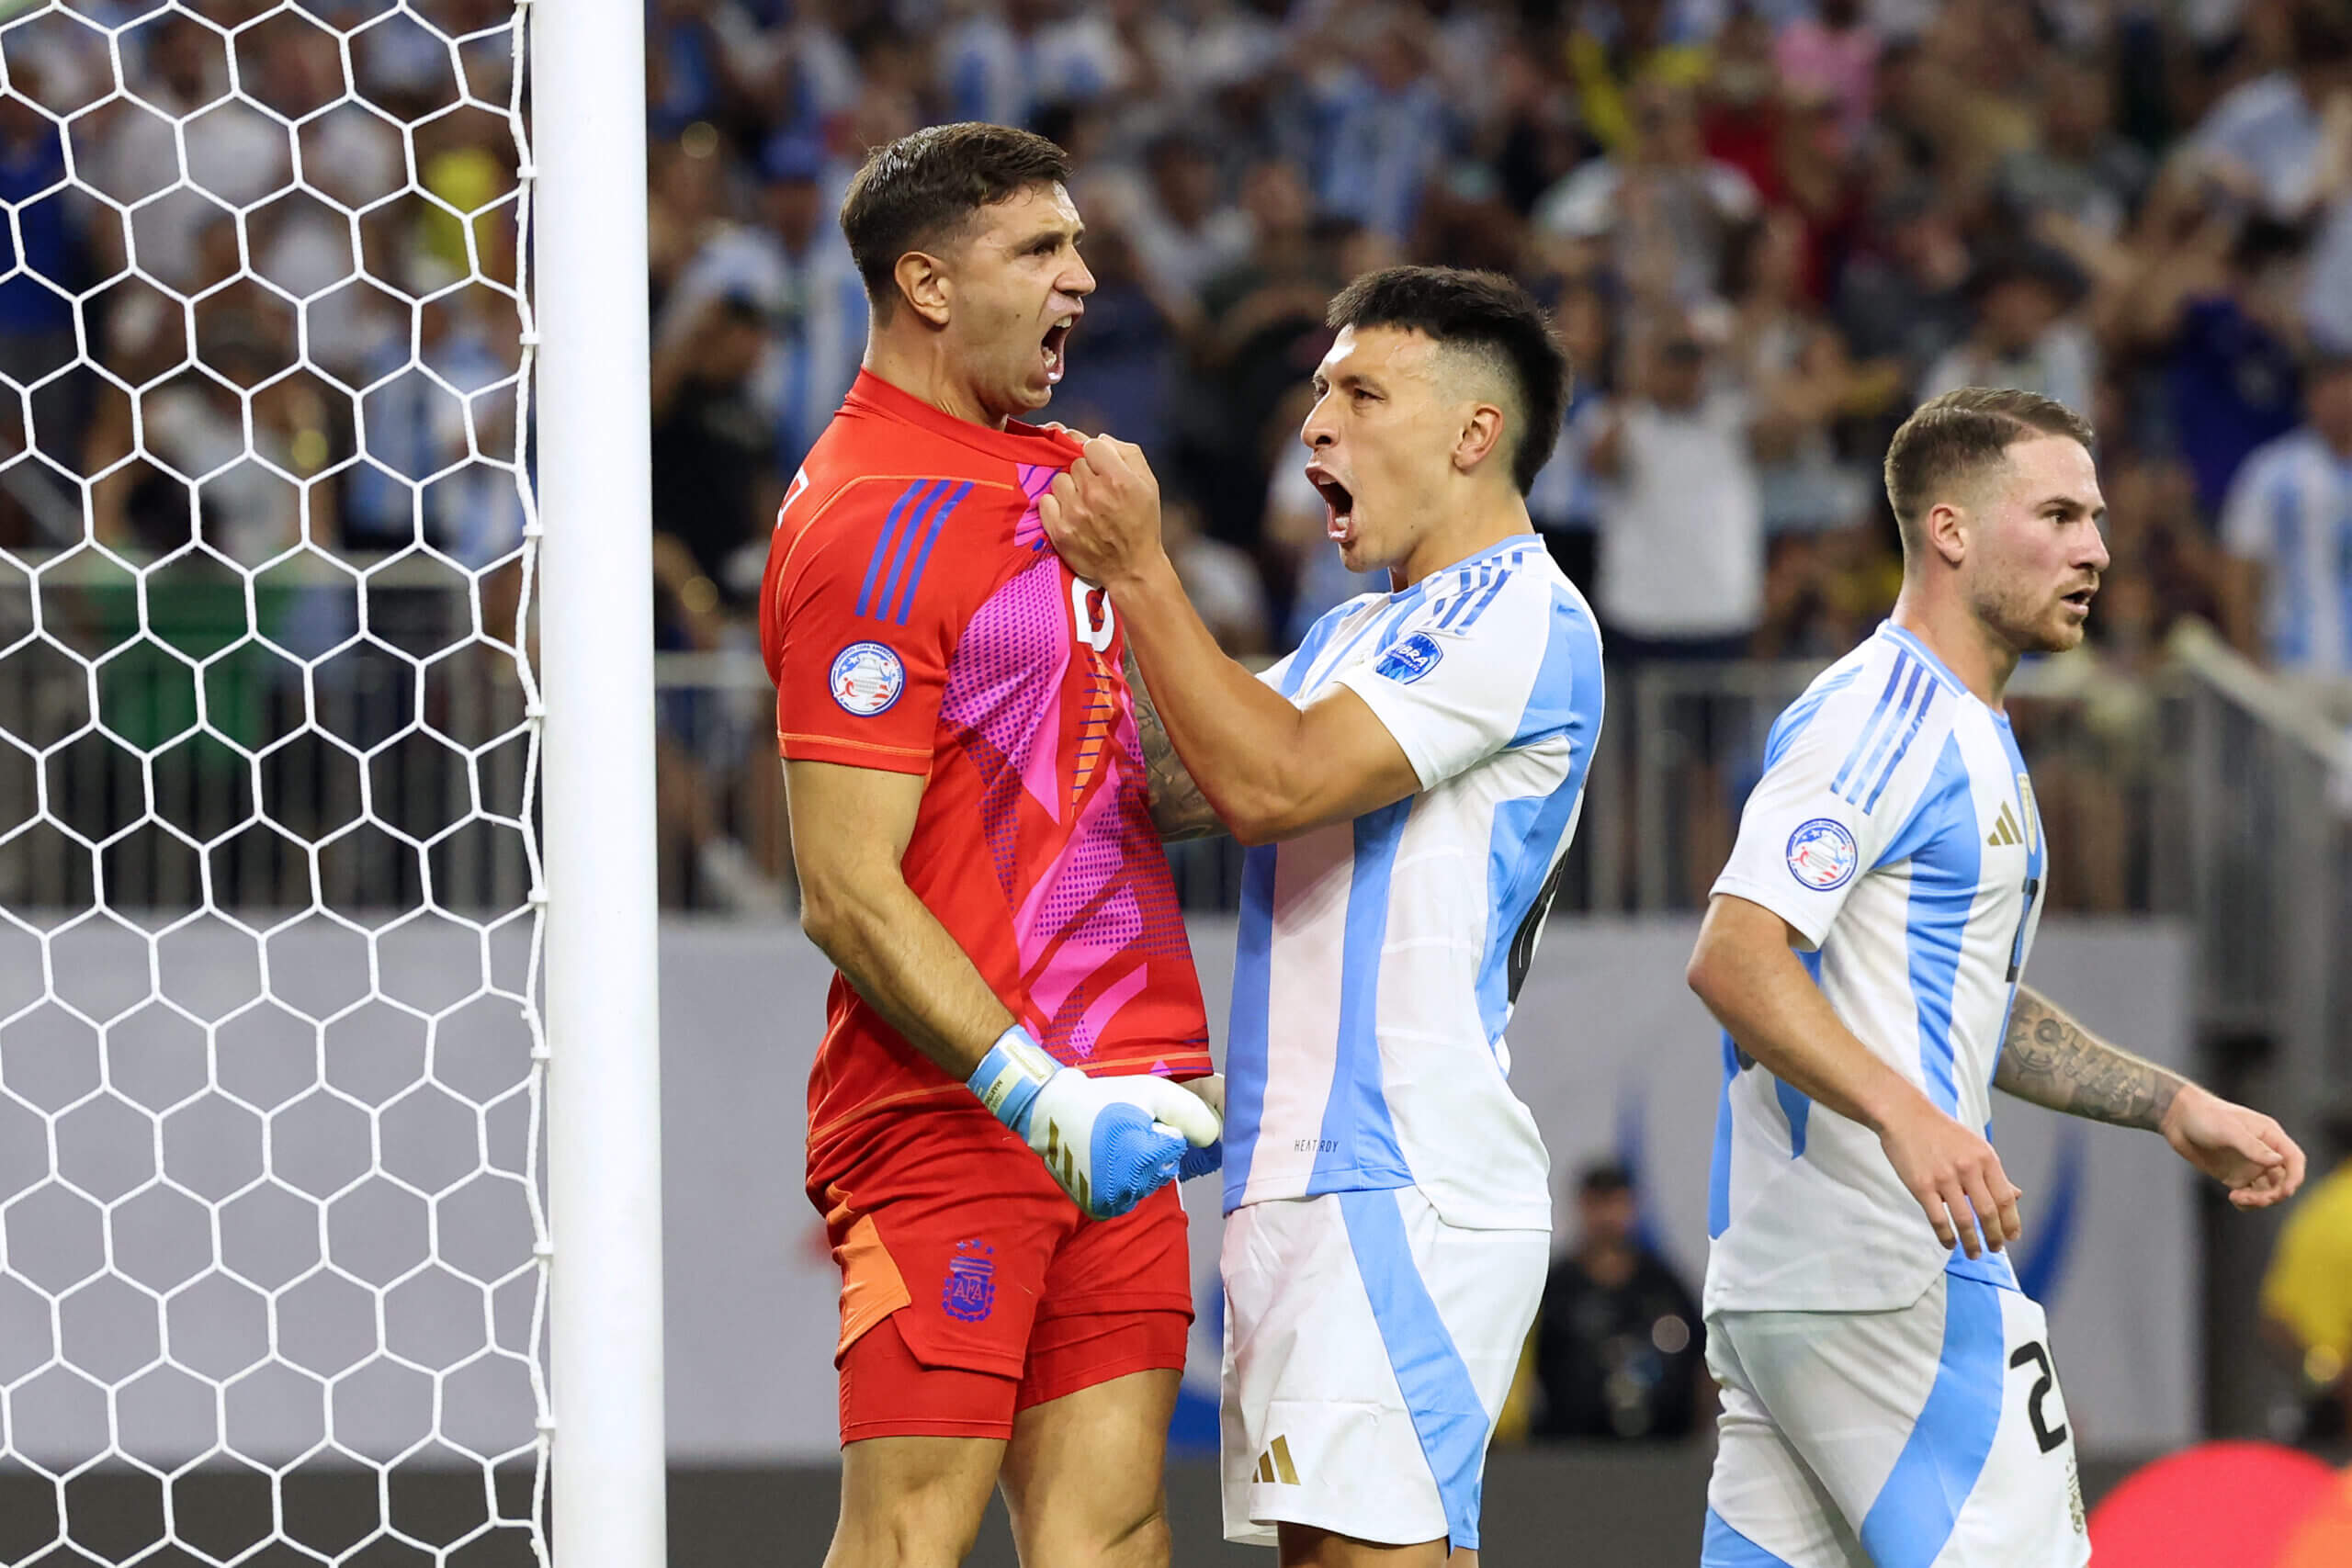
759, 371, 1212, 1185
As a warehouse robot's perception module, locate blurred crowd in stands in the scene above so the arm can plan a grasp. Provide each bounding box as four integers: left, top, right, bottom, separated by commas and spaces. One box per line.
2, 0, 2350, 912
616, 0, 2352, 693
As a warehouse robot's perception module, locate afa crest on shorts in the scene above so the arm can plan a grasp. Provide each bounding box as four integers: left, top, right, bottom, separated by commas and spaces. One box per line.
1785, 817, 1859, 891
830, 640, 905, 716
943, 1238, 995, 1322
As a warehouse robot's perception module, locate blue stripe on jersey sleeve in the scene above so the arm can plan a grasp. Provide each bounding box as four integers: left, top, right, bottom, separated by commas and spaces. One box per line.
871, 479, 950, 624
1863, 681, 1942, 813
2272, 472, 2310, 664
889, 479, 971, 624
1844, 660, 1927, 806
1219, 843, 1281, 1213
1831, 652, 1911, 798
1339, 1189, 1492, 1552
1454, 562, 1515, 629
1307, 799, 1415, 1192
1858, 1276, 2005, 1568
854, 479, 930, 618
1883, 734, 1978, 1115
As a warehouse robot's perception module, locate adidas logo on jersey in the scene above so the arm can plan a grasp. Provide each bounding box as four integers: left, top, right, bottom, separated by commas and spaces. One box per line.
1253, 1435, 1300, 1484
1986, 803, 2023, 847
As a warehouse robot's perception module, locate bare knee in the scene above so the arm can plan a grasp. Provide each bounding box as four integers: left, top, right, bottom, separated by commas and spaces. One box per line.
825, 1438, 999, 1568
1011, 1488, 1170, 1568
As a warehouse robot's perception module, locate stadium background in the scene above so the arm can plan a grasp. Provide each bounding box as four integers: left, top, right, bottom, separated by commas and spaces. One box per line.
0, 0, 2348, 1562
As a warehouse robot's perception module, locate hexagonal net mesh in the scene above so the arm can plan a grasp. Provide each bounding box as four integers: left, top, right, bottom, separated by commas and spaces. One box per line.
0, 2, 550, 1566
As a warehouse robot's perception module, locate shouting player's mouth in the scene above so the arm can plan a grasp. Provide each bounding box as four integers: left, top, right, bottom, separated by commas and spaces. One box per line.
1041, 316, 1076, 385
2057, 579, 2098, 620
1306, 462, 1355, 547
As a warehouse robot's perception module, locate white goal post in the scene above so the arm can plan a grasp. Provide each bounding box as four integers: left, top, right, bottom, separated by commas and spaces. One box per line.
0, 1, 666, 1564
534, 0, 669, 1565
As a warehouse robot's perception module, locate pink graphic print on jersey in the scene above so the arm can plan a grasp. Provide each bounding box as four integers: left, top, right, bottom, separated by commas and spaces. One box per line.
937, 552, 1176, 1063
1012, 463, 1058, 550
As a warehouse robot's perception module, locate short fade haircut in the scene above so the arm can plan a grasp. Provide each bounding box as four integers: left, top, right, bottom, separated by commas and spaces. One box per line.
1324, 265, 1571, 495
839, 122, 1072, 321
1883, 387, 2096, 550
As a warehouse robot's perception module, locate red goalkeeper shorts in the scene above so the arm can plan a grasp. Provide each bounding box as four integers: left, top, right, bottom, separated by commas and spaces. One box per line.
815, 1101, 1195, 1444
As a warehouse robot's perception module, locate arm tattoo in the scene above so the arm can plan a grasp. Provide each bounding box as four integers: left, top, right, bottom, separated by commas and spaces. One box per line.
1996, 986, 2184, 1131
1124, 650, 1227, 842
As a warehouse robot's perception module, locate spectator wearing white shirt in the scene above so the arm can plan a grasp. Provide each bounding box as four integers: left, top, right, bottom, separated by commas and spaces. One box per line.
2220, 353, 2352, 680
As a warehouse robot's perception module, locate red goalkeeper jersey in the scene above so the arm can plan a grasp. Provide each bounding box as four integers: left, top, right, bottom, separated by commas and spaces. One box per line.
761, 371, 1212, 1173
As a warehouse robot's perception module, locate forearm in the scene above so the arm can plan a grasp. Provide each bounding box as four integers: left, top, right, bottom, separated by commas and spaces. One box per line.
1996, 985, 2185, 1130
801, 874, 1014, 1080
1123, 649, 1227, 841
1689, 911, 1929, 1133
1113, 554, 1315, 838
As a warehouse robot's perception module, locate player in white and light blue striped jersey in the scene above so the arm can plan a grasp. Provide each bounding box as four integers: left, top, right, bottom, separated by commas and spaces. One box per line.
1041, 266, 1599, 1566
1689, 388, 2307, 1568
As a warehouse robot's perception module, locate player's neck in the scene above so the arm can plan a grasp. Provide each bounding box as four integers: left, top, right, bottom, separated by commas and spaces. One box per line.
1388, 489, 1536, 592
1890, 585, 2018, 709
860, 338, 1011, 431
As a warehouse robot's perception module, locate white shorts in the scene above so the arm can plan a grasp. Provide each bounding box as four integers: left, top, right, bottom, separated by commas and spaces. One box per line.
1703, 1274, 2091, 1568
1218, 1186, 1546, 1551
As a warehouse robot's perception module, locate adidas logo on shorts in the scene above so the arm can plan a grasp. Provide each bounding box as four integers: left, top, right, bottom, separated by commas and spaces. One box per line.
1253, 1435, 1300, 1484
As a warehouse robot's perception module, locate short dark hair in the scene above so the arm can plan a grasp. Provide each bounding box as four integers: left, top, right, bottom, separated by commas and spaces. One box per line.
1324, 265, 1571, 495
839, 122, 1073, 321
1577, 1161, 1633, 1196
1882, 387, 2096, 550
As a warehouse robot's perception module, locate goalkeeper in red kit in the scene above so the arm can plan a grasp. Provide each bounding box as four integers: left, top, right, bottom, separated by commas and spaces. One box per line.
760, 123, 1226, 1568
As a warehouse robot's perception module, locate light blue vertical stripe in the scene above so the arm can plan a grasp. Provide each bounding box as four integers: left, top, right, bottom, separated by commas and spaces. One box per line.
1888, 736, 1978, 1114
1475, 588, 1602, 1041
1307, 799, 1414, 1190
1339, 1189, 1492, 1551
1702, 1509, 1804, 1567
1708, 1032, 1739, 1239
1858, 1276, 2006, 1568
1219, 844, 1280, 1213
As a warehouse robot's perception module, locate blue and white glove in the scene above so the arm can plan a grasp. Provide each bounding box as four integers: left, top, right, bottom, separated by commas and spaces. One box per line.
967, 1027, 1223, 1220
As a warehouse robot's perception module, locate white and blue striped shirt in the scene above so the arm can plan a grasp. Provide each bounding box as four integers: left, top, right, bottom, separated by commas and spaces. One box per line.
2221, 427, 2352, 678
1222, 538, 1606, 1232
1706, 623, 2045, 1314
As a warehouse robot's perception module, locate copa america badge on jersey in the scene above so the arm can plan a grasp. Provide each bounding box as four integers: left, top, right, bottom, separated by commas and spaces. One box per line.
1373, 631, 1444, 684
829, 641, 905, 716
1785, 817, 1859, 891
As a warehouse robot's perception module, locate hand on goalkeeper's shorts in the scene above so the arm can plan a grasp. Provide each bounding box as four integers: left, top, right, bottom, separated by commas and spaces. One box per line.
967, 1027, 1222, 1219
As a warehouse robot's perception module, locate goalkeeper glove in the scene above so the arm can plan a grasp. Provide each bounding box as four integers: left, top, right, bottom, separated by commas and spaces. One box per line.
1177, 1074, 1225, 1180
967, 1026, 1222, 1219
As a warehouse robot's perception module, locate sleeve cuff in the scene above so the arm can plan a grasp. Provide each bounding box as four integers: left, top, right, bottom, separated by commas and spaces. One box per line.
777, 731, 933, 774
1708, 874, 1835, 952
1331, 668, 1441, 792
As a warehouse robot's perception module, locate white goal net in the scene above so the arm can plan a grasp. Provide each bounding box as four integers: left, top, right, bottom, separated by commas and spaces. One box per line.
0, 2, 550, 1563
